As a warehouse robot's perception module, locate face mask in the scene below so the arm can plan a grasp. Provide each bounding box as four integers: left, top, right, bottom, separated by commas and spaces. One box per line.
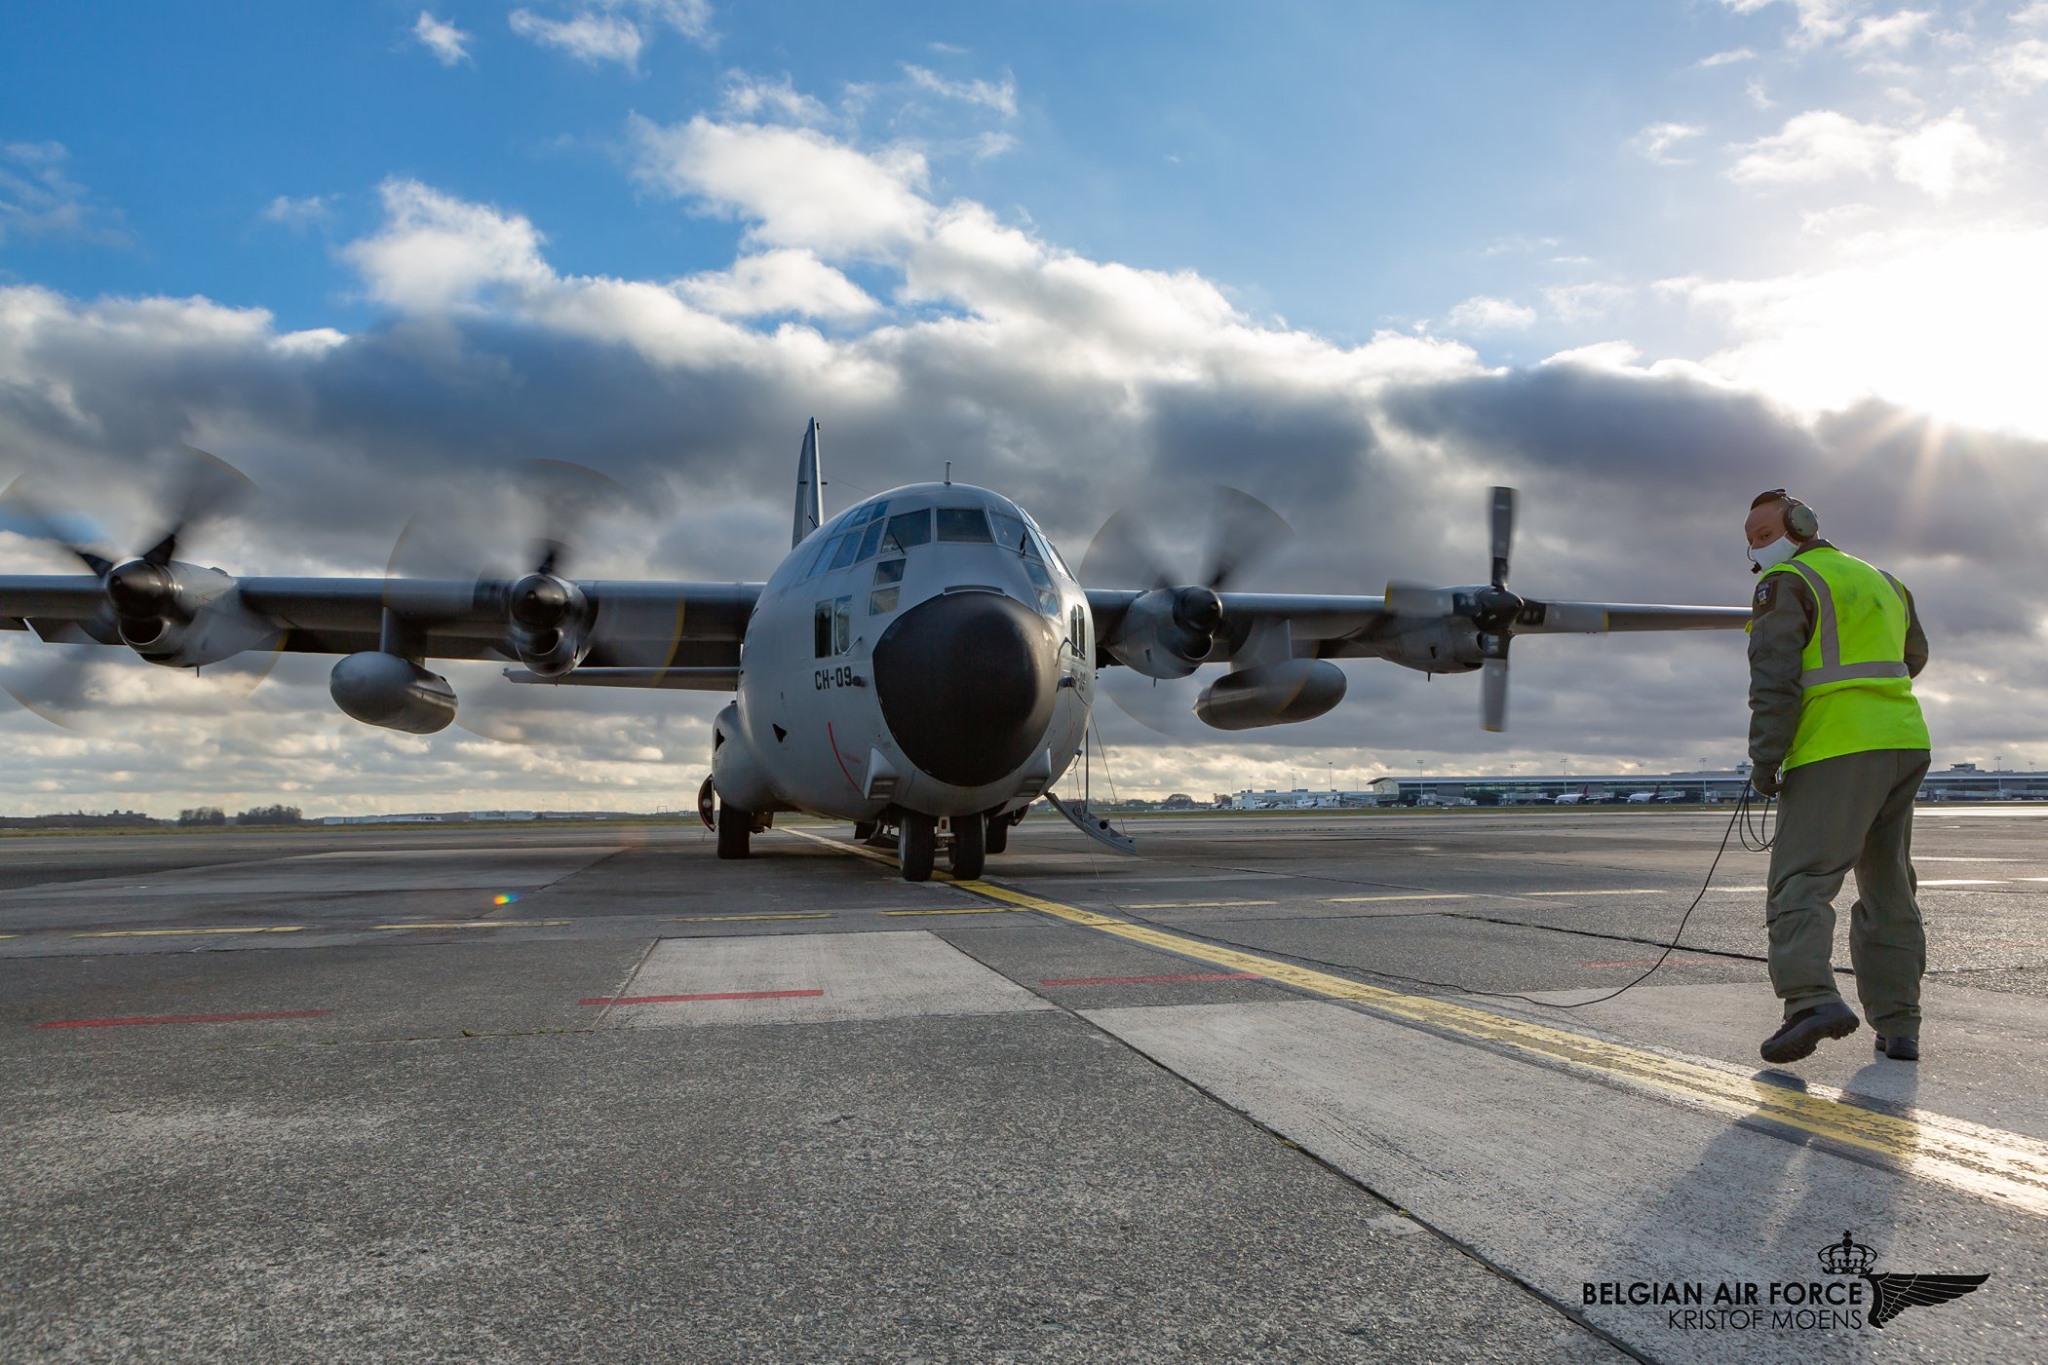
1748, 536, 1797, 572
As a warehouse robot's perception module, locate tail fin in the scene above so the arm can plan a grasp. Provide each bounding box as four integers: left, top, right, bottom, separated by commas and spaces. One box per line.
792, 418, 824, 548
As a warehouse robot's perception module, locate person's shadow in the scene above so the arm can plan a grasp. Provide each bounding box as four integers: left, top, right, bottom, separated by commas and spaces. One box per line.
1581, 1060, 1918, 1360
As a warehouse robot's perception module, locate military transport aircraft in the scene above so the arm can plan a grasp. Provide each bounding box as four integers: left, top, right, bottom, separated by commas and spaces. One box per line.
0, 424, 1747, 881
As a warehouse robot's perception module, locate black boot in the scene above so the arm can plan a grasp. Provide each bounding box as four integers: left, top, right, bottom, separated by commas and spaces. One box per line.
1873, 1033, 1920, 1061
1761, 1001, 1859, 1064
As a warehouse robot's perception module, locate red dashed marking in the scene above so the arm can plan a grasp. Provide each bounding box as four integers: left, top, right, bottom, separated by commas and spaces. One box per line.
1039, 973, 1261, 987
578, 989, 825, 1006
37, 1009, 331, 1030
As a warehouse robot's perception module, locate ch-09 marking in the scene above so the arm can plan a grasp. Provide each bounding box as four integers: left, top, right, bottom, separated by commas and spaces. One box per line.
814, 665, 864, 690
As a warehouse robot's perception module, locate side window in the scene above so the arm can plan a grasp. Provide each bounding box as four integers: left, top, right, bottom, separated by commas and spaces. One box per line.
881, 510, 930, 551
869, 587, 900, 616
814, 600, 833, 658
936, 508, 993, 542
873, 559, 906, 584
1026, 559, 1058, 617
833, 597, 853, 654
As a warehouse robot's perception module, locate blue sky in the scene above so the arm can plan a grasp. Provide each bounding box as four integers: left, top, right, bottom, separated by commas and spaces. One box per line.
4, 1, 2048, 810
7, 2, 1976, 354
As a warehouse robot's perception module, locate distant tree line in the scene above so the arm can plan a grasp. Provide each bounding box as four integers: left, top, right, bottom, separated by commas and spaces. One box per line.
176, 805, 304, 827
0, 810, 158, 830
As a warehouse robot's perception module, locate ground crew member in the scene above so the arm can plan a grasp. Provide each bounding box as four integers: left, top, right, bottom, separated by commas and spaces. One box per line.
1745, 489, 1931, 1064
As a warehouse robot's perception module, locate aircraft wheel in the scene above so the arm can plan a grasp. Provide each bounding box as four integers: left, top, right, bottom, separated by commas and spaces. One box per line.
853, 821, 877, 841
717, 802, 752, 859
950, 813, 986, 879
898, 813, 936, 882
983, 811, 1009, 856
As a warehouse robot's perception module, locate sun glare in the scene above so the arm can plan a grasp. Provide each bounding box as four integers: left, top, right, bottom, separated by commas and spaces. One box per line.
1695, 228, 2048, 439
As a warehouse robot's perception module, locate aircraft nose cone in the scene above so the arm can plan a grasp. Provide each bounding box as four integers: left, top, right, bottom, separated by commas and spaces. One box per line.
873, 591, 1060, 788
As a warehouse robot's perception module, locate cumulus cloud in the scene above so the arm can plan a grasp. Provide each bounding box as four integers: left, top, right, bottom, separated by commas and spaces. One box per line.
508, 0, 712, 70
1444, 296, 1538, 332
341, 179, 551, 311
260, 194, 333, 229
1629, 122, 1705, 166
1890, 110, 2000, 197
1994, 37, 2048, 88
1729, 109, 1893, 184
630, 116, 932, 255
7, 113, 2048, 809
720, 71, 833, 126
676, 248, 877, 319
1847, 9, 1934, 53
412, 11, 472, 66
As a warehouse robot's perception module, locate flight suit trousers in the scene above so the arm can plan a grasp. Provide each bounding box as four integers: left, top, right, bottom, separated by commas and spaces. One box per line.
1765, 748, 1931, 1035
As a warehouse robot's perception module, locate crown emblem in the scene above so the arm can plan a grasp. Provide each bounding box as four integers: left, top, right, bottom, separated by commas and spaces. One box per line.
1819, 1231, 1877, 1275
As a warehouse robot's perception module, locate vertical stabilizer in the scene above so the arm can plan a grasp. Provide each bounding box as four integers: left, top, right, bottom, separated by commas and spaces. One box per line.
792, 418, 824, 548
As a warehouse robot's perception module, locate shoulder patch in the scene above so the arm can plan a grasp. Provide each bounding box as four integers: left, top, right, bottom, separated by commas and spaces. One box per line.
1752, 577, 1777, 614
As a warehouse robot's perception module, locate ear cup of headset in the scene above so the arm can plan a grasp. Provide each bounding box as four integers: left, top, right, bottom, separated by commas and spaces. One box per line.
1785, 500, 1819, 539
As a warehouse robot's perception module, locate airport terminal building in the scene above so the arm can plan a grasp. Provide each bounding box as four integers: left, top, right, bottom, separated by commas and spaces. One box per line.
1231, 763, 2048, 808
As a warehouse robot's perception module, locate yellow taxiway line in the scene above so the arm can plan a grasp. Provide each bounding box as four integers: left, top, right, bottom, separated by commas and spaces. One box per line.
782, 826, 2048, 1218
370, 920, 571, 930
675, 912, 835, 923
71, 926, 305, 938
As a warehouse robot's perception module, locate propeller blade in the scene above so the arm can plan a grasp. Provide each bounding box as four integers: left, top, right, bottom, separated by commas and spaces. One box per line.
1384, 581, 1456, 618
1489, 485, 1517, 590
1481, 655, 1509, 733
0, 644, 103, 730
1097, 668, 1205, 739
0, 479, 114, 576
1203, 487, 1294, 592
141, 446, 257, 567
1081, 485, 1293, 593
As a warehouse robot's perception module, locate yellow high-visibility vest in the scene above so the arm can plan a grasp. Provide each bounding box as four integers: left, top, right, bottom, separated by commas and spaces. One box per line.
1759, 546, 1930, 769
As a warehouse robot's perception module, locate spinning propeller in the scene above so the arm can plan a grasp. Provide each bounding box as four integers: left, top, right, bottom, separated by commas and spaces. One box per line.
1079, 486, 1295, 737
0, 447, 273, 727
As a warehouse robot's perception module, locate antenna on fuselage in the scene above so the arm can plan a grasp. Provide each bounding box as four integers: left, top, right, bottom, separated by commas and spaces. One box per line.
792, 418, 825, 548
944, 460, 952, 485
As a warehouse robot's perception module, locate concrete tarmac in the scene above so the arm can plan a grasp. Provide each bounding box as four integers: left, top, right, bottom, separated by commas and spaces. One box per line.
3, 807, 2044, 1362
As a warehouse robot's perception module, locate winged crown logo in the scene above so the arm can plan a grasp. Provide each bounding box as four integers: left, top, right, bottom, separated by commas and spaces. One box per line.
1819, 1231, 1989, 1329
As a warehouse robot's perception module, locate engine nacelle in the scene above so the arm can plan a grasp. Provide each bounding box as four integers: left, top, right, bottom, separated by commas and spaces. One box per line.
329, 652, 458, 734
709, 702, 780, 812
106, 564, 279, 667
506, 572, 592, 678
1103, 586, 1222, 680
1377, 620, 1482, 675
1194, 659, 1347, 731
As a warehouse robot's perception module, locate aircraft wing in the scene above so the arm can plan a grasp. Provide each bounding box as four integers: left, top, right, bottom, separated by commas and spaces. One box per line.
1087, 589, 1748, 664
0, 574, 760, 676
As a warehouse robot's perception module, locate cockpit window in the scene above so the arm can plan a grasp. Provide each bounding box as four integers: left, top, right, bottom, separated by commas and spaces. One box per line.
936, 507, 993, 543
991, 512, 1029, 555
855, 519, 887, 563
1020, 509, 1073, 578
881, 510, 930, 552
828, 532, 862, 571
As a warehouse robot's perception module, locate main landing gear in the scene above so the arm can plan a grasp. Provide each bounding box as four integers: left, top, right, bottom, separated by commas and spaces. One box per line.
898, 812, 936, 881
716, 803, 751, 859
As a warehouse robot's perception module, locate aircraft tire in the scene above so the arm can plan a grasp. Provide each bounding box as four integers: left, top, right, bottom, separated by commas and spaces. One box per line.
899, 813, 936, 882
717, 803, 752, 859
950, 813, 986, 879
853, 821, 877, 841
983, 811, 1009, 856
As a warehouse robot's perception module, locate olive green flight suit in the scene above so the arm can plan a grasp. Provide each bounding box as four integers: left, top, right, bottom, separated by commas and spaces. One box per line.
1749, 542, 1931, 1036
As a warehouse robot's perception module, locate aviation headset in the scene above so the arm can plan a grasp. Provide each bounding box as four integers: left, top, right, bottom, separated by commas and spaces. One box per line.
1752, 488, 1819, 541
